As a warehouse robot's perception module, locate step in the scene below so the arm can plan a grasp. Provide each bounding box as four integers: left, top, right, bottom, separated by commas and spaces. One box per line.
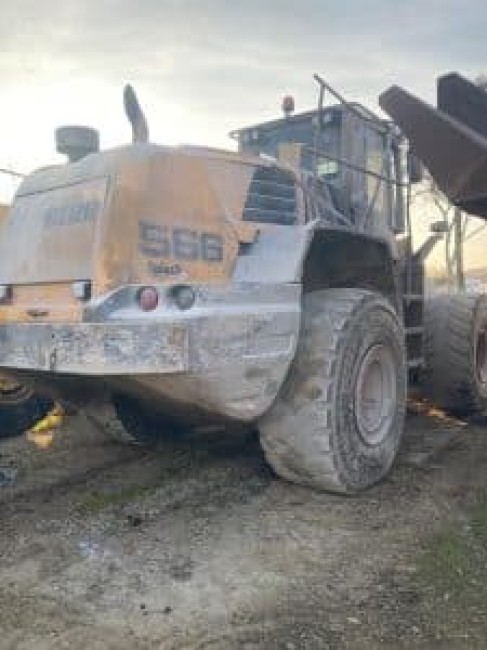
403, 293, 424, 302
406, 326, 424, 336
407, 358, 425, 369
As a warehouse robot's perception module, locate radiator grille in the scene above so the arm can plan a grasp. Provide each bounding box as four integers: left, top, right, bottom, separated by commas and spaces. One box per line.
243, 167, 297, 225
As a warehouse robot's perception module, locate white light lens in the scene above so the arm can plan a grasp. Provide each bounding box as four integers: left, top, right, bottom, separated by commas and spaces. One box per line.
0, 285, 12, 302
173, 286, 195, 311
72, 281, 91, 301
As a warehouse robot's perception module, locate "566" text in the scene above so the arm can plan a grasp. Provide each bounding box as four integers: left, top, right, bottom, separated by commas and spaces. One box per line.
139, 220, 224, 262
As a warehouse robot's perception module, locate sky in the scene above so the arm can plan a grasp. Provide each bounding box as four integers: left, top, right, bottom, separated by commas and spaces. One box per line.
1, 0, 486, 202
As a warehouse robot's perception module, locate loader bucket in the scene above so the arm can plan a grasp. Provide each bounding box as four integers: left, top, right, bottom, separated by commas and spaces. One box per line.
379, 74, 487, 219
437, 72, 487, 141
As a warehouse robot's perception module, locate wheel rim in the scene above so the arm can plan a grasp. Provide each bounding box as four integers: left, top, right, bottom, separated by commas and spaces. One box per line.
0, 377, 32, 405
354, 344, 396, 446
475, 325, 487, 386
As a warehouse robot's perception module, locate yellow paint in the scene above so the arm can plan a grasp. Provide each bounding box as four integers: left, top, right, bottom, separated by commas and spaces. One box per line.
0, 147, 273, 324
27, 404, 64, 448
27, 429, 55, 449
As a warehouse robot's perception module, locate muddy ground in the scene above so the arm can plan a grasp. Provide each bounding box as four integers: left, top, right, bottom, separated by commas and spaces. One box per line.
1, 407, 487, 650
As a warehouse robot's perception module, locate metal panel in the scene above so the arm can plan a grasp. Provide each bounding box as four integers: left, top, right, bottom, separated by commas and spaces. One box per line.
0, 282, 301, 422
0, 321, 189, 374
0, 178, 107, 284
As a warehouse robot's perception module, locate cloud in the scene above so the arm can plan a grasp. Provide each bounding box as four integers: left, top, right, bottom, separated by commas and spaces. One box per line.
2, 1, 485, 87
0, 0, 485, 195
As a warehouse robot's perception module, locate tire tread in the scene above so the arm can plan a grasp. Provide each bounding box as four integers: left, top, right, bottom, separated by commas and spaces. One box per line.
422, 293, 487, 414
259, 288, 406, 493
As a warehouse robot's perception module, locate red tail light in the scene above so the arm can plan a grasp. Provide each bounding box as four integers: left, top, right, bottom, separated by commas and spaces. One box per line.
137, 286, 159, 311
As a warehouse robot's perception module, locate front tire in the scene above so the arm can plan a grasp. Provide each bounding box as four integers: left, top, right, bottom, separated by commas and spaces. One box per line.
421, 293, 487, 414
259, 289, 407, 494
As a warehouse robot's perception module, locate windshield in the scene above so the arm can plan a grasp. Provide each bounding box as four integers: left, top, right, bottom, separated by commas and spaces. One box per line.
237, 108, 342, 178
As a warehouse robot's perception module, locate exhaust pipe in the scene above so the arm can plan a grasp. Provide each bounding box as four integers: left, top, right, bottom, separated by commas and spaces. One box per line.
123, 84, 149, 143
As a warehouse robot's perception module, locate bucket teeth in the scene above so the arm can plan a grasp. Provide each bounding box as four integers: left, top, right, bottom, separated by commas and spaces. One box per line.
438, 72, 487, 142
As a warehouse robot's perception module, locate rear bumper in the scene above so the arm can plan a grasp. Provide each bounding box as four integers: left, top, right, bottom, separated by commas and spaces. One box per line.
0, 321, 189, 375
0, 283, 301, 422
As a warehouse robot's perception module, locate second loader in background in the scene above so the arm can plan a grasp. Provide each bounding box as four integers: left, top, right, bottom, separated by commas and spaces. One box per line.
0, 200, 52, 438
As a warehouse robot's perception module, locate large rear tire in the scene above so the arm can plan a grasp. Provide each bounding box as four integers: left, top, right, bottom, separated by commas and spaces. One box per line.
0, 379, 53, 440
421, 293, 487, 415
258, 289, 407, 494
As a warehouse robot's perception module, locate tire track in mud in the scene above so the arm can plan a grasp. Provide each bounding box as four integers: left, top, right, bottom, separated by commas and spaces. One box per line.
0, 419, 272, 531
1, 413, 487, 649
0, 452, 147, 505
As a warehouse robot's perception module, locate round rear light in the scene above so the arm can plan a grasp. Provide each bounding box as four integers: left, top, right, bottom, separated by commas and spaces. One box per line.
172, 285, 196, 311
137, 286, 159, 311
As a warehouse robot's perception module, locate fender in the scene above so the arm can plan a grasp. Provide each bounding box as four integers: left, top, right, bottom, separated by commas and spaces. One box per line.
302, 227, 400, 309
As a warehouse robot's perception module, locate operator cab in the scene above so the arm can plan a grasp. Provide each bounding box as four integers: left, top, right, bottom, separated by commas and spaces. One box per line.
232, 105, 343, 180
232, 99, 409, 240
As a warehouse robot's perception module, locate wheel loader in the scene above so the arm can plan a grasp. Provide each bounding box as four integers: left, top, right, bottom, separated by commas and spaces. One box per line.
0, 200, 52, 438
0, 73, 486, 492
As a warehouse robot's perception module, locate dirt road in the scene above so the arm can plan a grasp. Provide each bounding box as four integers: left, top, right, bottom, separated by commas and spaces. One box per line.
1, 408, 486, 649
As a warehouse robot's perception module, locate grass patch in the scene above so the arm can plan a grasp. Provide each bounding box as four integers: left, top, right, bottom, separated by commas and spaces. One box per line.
78, 482, 160, 513
470, 490, 487, 546
418, 528, 476, 596
77, 453, 194, 514
414, 490, 487, 640
418, 492, 487, 597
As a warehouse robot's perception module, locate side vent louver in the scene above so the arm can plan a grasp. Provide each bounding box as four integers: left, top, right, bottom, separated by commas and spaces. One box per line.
243, 166, 297, 225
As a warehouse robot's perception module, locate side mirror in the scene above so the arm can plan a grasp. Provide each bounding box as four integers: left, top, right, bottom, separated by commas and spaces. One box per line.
408, 152, 424, 184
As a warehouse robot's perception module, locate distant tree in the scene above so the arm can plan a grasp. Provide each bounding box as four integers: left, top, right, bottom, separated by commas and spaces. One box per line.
411, 174, 467, 290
